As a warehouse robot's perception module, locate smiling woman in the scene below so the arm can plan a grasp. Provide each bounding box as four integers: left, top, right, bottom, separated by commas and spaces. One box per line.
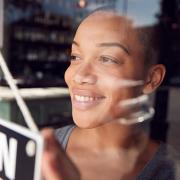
41, 10, 180, 180
64, 11, 162, 129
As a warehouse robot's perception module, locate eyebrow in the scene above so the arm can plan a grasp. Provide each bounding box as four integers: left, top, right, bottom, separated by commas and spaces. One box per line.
97, 42, 130, 55
72, 41, 130, 55
72, 41, 79, 46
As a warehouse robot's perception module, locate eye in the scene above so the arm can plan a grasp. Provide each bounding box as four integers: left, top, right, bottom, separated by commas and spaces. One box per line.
99, 56, 123, 65
70, 54, 81, 62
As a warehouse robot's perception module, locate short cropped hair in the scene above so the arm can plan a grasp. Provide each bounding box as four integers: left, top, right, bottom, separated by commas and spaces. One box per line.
136, 26, 160, 67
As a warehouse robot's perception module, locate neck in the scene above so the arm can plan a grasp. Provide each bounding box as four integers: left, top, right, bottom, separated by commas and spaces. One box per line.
78, 122, 150, 153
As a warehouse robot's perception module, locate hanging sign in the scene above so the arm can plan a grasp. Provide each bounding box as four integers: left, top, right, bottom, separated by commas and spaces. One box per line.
0, 118, 43, 180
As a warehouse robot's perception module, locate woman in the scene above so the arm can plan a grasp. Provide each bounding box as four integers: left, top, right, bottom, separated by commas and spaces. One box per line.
41, 11, 180, 180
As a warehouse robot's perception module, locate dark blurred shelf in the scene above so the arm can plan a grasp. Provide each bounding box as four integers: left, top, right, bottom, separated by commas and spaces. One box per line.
10, 59, 70, 64
11, 39, 71, 49
12, 20, 72, 31
9, 0, 41, 8
0, 78, 67, 88
7, 0, 74, 88
38, 117, 74, 129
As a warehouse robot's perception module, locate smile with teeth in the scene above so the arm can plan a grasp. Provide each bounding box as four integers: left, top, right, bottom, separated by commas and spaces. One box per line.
71, 89, 105, 110
74, 95, 104, 102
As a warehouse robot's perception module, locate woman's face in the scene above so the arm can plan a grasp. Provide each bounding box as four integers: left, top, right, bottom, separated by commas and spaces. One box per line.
65, 14, 147, 128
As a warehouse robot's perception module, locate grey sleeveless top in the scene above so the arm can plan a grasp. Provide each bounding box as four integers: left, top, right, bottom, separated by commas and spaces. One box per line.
55, 125, 180, 180
55, 124, 75, 149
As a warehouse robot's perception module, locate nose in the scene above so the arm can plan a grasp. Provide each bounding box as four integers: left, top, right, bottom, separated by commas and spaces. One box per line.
73, 63, 97, 85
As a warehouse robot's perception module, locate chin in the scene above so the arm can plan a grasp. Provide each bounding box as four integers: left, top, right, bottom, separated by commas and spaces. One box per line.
73, 111, 107, 129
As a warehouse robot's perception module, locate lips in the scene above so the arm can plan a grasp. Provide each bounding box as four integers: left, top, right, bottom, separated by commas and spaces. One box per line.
71, 89, 105, 110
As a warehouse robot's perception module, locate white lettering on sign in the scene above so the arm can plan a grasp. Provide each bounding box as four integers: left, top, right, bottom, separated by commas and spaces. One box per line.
0, 132, 18, 180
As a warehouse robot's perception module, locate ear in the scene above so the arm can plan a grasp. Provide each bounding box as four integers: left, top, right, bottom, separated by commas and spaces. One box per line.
143, 64, 166, 94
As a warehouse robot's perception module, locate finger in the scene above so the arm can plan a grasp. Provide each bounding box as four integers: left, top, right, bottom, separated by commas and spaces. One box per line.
41, 128, 64, 180
41, 128, 81, 180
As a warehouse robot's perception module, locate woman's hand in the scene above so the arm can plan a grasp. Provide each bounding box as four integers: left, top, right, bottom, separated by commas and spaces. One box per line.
41, 128, 81, 180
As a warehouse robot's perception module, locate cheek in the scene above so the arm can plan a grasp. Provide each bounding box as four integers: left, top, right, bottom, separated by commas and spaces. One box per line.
64, 67, 72, 87
105, 88, 139, 122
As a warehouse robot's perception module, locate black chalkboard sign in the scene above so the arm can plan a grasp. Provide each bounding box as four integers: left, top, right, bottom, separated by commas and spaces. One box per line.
0, 118, 43, 180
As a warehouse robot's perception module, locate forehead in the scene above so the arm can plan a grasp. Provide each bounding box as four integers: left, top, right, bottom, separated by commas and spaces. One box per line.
74, 13, 140, 50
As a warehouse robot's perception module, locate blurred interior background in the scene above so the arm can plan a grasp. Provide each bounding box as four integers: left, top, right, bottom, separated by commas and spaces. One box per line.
0, 0, 180, 151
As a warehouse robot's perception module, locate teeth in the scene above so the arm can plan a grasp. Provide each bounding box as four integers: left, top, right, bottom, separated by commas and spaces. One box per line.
74, 95, 103, 102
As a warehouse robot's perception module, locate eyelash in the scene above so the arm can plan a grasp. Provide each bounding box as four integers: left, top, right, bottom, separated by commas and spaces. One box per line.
99, 56, 122, 65
70, 54, 123, 66
70, 55, 81, 61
